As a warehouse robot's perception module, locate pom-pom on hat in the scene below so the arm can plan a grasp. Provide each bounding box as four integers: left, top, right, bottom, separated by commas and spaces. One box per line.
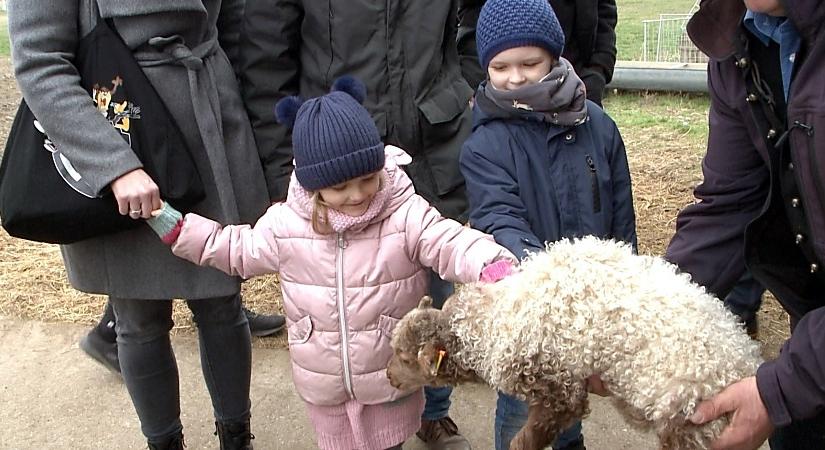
476, 0, 565, 70
275, 76, 384, 191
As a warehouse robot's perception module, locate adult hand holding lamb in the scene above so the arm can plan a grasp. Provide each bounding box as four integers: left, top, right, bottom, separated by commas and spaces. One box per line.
689, 376, 773, 450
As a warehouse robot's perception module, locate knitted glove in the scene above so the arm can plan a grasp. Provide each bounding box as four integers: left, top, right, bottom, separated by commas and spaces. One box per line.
480, 259, 514, 283
147, 202, 183, 245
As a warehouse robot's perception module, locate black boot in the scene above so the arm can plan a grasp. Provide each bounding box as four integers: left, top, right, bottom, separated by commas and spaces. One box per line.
147, 434, 185, 450
215, 419, 254, 450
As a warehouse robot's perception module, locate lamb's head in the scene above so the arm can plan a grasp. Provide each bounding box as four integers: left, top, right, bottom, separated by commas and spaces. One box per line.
387, 296, 455, 391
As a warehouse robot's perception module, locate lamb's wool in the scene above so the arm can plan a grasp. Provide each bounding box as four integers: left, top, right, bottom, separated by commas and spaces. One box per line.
392, 236, 762, 449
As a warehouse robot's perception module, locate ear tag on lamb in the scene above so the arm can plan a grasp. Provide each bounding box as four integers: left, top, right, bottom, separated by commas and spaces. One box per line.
433, 349, 447, 376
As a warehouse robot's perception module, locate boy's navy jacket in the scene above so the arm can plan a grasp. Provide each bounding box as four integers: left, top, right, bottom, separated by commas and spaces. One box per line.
460, 85, 636, 259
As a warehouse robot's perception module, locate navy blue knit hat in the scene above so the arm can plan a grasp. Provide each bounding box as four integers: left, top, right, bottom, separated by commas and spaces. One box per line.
476, 0, 565, 70
275, 76, 384, 191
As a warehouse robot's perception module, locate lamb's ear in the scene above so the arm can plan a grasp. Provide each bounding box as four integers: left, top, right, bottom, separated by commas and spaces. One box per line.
418, 296, 433, 309
417, 342, 440, 376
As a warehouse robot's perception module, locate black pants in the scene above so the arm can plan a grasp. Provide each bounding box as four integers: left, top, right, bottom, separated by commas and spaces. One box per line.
110, 293, 251, 442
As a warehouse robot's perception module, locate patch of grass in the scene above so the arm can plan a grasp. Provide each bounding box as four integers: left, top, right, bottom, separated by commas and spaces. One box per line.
604, 91, 709, 140
616, 0, 698, 60
0, 14, 8, 57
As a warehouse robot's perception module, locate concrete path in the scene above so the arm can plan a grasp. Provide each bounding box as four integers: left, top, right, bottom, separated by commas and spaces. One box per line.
0, 316, 671, 449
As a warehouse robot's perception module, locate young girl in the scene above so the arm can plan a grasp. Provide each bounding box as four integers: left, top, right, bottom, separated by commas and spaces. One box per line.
147, 77, 515, 450
458, 1, 637, 449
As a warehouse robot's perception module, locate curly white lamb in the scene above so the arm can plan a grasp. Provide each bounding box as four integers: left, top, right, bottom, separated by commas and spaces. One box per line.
387, 236, 762, 450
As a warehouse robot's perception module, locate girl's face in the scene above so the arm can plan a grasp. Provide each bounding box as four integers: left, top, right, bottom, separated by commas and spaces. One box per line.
318, 171, 382, 217
487, 46, 555, 91
743, 0, 785, 16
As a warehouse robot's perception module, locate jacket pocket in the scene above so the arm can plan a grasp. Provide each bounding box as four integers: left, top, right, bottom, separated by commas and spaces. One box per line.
287, 315, 313, 345
377, 314, 401, 340
417, 77, 472, 125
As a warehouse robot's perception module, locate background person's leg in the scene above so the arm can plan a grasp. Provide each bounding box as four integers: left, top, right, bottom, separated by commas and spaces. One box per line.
495, 392, 584, 450
723, 271, 765, 338
187, 293, 253, 447
111, 297, 182, 444
79, 300, 120, 374
187, 293, 252, 423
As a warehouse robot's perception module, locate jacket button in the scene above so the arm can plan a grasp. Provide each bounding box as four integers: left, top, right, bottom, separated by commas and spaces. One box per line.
811, 263, 819, 273
735, 57, 750, 68
795, 234, 805, 244
746, 93, 758, 102
791, 198, 800, 208
565, 133, 573, 141
767, 129, 777, 139
788, 162, 795, 171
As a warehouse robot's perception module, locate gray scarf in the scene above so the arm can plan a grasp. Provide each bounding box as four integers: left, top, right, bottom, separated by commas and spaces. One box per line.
481, 57, 588, 127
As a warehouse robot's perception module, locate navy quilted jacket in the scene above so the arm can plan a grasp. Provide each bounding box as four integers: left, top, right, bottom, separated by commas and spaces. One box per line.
459, 84, 636, 260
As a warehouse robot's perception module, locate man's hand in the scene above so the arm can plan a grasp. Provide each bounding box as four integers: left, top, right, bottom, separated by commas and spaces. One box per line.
689, 376, 773, 450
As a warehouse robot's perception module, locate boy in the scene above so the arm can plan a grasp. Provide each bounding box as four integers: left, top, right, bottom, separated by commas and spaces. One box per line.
459, 0, 637, 448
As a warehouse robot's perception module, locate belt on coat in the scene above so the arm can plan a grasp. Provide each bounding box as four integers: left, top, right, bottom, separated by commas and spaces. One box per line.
132, 35, 240, 221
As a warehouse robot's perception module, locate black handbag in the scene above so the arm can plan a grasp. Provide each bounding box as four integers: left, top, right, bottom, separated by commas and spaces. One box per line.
0, 17, 204, 244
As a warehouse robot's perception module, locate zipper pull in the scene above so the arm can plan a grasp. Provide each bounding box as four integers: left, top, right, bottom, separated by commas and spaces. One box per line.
337, 233, 347, 249
586, 155, 596, 172
774, 121, 814, 149
794, 120, 814, 136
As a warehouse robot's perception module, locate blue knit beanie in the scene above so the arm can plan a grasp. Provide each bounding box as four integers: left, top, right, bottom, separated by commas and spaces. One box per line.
275, 76, 384, 191
476, 0, 565, 70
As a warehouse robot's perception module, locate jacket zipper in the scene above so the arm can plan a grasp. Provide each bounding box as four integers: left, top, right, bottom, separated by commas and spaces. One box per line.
336, 233, 354, 398
586, 155, 602, 213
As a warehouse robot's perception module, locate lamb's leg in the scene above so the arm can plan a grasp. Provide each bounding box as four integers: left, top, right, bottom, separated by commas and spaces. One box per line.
508, 401, 556, 450
508, 388, 588, 450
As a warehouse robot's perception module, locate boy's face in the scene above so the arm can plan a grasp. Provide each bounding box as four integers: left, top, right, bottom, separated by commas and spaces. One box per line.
318, 171, 381, 217
487, 46, 555, 91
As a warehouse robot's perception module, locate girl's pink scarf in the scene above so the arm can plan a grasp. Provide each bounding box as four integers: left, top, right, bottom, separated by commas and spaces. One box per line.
289, 146, 412, 233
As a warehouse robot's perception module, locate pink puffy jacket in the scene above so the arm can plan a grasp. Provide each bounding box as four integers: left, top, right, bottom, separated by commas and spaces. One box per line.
172, 146, 514, 406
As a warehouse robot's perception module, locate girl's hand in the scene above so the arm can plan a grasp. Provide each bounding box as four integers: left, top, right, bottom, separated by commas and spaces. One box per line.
480, 259, 514, 283
110, 168, 161, 219
586, 374, 611, 397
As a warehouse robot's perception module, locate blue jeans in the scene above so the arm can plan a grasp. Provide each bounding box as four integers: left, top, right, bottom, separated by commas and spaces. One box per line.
723, 271, 764, 326
111, 293, 252, 442
423, 271, 455, 420
495, 392, 583, 450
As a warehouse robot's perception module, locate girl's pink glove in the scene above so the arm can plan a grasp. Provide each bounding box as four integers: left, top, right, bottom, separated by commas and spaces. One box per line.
480, 259, 514, 283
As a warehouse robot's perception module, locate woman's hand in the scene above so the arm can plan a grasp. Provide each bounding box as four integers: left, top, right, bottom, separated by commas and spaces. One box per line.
110, 169, 161, 219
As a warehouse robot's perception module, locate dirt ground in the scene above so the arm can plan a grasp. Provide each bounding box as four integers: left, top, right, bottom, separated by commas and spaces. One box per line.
0, 56, 789, 358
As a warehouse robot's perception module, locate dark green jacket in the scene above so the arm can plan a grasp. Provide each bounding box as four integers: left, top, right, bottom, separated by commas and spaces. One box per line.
239, 0, 473, 220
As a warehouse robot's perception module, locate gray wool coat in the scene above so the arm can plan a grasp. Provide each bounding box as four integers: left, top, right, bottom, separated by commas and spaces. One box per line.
7, 0, 270, 300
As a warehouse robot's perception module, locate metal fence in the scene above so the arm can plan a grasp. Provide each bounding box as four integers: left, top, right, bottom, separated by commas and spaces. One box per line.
642, 14, 708, 64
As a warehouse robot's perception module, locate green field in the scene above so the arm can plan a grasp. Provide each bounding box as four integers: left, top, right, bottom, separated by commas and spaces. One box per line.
616, 0, 698, 60
0, 13, 8, 57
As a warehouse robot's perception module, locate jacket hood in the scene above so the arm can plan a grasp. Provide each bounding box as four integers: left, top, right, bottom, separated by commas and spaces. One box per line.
688, 0, 825, 59
285, 145, 416, 230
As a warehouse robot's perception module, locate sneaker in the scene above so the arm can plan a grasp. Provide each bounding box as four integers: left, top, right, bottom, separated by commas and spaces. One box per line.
79, 328, 121, 375
243, 307, 286, 337
417, 416, 472, 450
